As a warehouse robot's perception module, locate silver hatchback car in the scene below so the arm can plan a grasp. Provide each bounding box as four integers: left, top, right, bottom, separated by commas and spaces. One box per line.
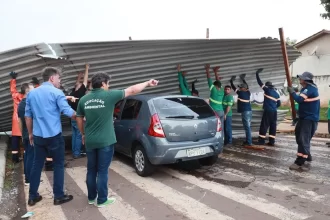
113, 94, 223, 176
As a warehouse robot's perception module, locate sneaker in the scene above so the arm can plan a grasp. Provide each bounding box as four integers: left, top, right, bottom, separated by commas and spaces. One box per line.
289, 163, 309, 171
88, 199, 96, 205
266, 142, 275, 147
97, 197, 116, 208
289, 163, 301, 171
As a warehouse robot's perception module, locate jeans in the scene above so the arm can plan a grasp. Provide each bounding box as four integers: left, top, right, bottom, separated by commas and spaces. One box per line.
86, 145, 114, 204
241, 111, 252, 145
29, 133, 65, 200
23, 138, 34, 182
294, 119, 317, 165
224, 116, 232, 145
71, 119, 82, 157
215, 110, 225, 143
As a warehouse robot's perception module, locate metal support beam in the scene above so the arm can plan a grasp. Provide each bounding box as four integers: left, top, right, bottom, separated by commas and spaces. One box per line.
206, 28, 209, 39
279, 27, 296, 120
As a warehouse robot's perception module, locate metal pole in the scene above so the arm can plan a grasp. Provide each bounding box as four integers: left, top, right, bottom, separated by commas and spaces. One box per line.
206, 28, 209, 39
279, 27, 296, 119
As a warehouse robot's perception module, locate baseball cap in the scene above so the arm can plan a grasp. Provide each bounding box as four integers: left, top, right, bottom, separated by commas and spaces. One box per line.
265, 81, 274, 87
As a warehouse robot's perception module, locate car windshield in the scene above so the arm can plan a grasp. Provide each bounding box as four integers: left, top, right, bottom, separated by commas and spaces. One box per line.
153, 97, 215, 119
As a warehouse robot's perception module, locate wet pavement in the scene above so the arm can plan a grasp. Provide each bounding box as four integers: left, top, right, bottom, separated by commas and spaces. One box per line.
1, 134, 330, 220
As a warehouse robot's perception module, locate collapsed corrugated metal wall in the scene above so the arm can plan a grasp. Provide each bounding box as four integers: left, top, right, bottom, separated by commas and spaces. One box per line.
0, 38, 300, 132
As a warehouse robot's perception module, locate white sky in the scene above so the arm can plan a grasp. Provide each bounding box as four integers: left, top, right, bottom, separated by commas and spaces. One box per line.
0, 0, 329, 52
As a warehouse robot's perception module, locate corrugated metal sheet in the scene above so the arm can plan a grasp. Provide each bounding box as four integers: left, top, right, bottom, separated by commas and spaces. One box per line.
0, 38, 300, 132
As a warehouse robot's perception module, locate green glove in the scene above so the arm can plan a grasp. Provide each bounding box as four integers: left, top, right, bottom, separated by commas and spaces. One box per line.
256, 68, 264, 74
287, 87, 294, 94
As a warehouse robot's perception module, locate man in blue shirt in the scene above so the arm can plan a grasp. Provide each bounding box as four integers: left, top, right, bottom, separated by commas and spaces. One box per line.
25, 67, 76, 206
287, 72, 320, 171
230, 74, 252, 147
255, 68, 281, 146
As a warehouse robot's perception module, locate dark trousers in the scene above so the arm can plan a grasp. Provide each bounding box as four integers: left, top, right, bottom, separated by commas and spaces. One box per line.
328, 119, 330, 134
11, 136, 20, 163
29, 133, 65, 200
86, 145, 114, 204
224, 116, 232, 145
294, 119, 317, 166
258, 110, 277, 144
23, 138, 34, 182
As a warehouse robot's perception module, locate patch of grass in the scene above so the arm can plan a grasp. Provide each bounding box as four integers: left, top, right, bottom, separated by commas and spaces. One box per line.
251, 104, 328, 121
4, 150, 15, 190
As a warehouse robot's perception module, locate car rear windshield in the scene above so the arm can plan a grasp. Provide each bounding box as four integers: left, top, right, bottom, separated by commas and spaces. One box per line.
153, 97, 215, 119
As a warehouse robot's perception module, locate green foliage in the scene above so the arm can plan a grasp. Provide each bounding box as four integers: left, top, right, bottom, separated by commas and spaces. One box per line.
320, 0, 330, 19
286, 37, 297, 46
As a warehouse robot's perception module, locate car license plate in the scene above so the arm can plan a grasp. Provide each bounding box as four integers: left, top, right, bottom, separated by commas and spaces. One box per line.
186, 148, 206, 157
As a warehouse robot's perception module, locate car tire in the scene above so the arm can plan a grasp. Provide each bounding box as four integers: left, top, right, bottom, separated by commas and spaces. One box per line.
198, 155, 218, 166
133, 145, 155, 177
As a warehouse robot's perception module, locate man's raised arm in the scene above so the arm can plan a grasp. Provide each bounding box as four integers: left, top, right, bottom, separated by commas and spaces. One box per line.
124, 79, 159, 97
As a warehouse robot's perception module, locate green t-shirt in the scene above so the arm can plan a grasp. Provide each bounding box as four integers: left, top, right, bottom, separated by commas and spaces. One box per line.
76, 89, 124, 149
328, 100, 330, 120
207, 78, 224, 111
223, 94, 234, 116
178, 72, 191, 96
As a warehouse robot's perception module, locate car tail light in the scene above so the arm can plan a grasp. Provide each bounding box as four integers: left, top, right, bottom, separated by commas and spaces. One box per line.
148, 113, 165, 138
214, 111, 222, 132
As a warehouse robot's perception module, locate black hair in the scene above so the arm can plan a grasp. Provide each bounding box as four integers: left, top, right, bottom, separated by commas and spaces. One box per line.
92, 72, 111, 89
42, 67, 60, 82
192, 89, 199, 95
213, 80, 221, 88
20, 83, 33, 94
224, 85, 231, 89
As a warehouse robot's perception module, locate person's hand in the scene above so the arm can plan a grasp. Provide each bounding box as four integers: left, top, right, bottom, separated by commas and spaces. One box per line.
82, 134, 85, 145
66, 96, 79, 102
9, 71, 18, 79
230, 76, 236, 81
147, 79, 159, 87
256, 68, 264, 74
177, 64, 181, 71
85, 63, 90, 69
29, 134, 34, 146
213, 66, 220, 72
287, 87, 294, 94
204, 64, 210, 70
239, 74, 246, 80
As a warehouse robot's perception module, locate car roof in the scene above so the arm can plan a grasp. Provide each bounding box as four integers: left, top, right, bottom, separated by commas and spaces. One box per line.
125, 94, 204, 101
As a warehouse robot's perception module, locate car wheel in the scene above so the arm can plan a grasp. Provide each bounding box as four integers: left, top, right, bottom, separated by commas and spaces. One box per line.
133, 145, 155, 177
199, 155, 218, 166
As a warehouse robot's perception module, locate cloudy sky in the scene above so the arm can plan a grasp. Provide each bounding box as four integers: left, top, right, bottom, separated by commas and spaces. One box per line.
0, 0, 329, 52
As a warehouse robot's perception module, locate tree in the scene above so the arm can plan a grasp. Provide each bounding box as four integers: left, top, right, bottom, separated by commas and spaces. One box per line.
286, 37, 297, 46
320, 0, 330, 19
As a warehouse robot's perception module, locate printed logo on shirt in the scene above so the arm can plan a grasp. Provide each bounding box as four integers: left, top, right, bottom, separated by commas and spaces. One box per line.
84, 99, 105, 109
302, 89, 308, 94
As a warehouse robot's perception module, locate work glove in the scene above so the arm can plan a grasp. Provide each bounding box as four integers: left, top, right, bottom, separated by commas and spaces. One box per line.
239, 74, 246, 80
230, 76, 236, 81
31, 77, 40, 85
9, 71, 17, 79
287, 87, 295, 94
256, 68, 264, 74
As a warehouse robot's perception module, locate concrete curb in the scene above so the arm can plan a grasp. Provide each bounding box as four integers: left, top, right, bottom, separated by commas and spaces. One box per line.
0, 136, 8, 202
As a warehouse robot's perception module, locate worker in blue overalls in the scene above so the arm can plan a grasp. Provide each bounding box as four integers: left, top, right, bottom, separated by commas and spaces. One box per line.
255, 68, 281, 146
230, 74, 252, 147
287, 72, 320, 171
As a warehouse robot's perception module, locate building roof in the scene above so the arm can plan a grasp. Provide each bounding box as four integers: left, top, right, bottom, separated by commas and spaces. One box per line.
0, 38, 300, 132
295, 29, 330, 48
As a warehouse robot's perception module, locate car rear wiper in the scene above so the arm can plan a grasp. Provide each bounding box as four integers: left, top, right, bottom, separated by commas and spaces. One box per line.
165, 115, 195, 119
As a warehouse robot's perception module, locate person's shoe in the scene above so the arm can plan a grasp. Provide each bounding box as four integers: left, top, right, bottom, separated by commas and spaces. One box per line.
289, 163, 309, 171
97, 197, 116, 208
244, 144, 265, 151
254, 142, 265, 146
266, 142, 275, 147
88, 198, 96, 205
303, 162, 311, 171
242, 141, 248, 146
54, 195, 74, 205
28, 195, 42, 206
